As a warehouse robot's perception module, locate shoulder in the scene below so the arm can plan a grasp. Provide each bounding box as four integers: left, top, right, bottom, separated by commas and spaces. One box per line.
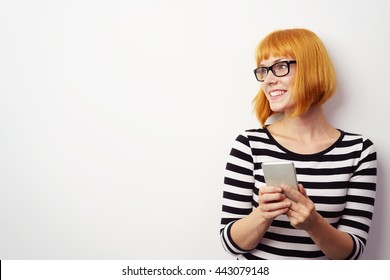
339, 130, 376, 153
341, 130, 374, 143
234, 128, 269, 143
242, 127, 268, 138
230, 128, 277, 155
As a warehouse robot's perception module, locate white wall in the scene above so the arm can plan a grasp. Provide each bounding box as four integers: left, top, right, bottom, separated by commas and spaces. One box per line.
0, 0, 388, 259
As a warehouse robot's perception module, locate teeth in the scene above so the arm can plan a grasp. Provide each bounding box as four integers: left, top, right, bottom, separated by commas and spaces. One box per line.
270, 90, 285, 97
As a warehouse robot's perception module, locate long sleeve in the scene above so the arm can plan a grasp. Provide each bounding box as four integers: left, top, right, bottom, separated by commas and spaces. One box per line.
338, 138, 377, 259
220, 133, 255, 255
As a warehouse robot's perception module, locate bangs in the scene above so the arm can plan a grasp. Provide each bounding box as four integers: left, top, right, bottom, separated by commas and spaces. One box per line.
255, 31, 296, 65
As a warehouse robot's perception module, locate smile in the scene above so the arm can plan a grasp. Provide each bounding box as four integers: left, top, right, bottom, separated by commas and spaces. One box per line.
269, 90, 286, 97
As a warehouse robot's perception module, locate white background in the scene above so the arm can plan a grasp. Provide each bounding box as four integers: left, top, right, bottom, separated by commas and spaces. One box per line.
0, 0, 388, 260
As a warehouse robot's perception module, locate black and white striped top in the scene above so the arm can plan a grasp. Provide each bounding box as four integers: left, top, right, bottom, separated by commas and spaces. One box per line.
220, 128, 377, 259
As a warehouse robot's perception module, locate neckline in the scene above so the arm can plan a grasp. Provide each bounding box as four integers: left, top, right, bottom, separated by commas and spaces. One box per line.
263, 126, 345, 158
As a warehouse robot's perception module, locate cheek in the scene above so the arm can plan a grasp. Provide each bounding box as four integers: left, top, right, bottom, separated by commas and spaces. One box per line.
288, 77, 295, 88
260, 84, 267, 93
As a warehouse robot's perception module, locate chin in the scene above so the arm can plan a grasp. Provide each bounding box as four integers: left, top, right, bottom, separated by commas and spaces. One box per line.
270, 103, 294, 114
269, 105, 285, 113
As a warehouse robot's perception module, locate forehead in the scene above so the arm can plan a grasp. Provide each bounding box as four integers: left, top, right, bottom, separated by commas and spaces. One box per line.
256, 45, 295, 66
260, 55, 292, 66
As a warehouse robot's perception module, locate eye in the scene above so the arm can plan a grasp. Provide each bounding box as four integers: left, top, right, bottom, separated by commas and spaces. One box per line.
274, 62, 288, 70
256, 67, 268, 78
258, 67, 268, 76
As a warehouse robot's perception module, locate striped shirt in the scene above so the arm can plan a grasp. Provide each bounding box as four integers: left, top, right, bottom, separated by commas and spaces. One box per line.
220, 127, 377, 259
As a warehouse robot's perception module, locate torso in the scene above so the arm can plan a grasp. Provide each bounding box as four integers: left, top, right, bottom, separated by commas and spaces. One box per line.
220, 127, 376, 259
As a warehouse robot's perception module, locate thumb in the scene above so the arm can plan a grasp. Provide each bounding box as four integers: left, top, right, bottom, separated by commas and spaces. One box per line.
298, 184, 308, 197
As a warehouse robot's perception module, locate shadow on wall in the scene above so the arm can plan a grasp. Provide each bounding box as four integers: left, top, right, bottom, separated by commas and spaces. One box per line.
322, 86, 343, 126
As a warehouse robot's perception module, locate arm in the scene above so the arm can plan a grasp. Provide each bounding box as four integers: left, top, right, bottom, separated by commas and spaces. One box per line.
220, 133, 257, 255
283, 138, 377, 259
220, 133, 290, 254
283, 184, 354, 259
230, 186, 291, 250
337, 139, 377, 259
306, 211, 355, 259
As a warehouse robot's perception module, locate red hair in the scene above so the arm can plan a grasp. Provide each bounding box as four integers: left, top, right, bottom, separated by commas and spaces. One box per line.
253, 29, 337, 126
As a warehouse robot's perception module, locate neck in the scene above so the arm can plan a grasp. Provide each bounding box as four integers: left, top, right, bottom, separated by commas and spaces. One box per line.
274, 106, 337, 140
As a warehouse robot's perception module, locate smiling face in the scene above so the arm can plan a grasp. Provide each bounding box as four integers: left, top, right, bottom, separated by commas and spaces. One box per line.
260, 55, 297, 114
253, 29, 337, 126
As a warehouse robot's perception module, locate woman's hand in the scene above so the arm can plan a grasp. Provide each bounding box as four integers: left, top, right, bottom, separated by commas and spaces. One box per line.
281, 183, 354, 259
256, 186, 292, 220
281, 184, 320, 231
229, 185, 292, 251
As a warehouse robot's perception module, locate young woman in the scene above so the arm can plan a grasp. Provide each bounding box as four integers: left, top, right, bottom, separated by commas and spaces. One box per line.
220, 28, 377, 259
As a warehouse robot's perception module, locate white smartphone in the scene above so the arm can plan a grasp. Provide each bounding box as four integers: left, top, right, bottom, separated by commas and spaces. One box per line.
262, 161, 298, 190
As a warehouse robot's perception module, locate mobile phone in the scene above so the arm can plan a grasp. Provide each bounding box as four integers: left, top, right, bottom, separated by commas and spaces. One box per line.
262, 161, 298, 189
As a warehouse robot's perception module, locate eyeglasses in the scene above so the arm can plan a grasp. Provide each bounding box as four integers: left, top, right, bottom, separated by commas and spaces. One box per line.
253, 60, 296, 82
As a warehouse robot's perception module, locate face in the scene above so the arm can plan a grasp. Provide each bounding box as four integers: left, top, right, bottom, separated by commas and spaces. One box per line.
260, 55, 296, 114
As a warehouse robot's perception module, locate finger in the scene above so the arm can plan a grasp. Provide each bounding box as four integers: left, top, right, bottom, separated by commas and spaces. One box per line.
298, 184, 308, 197
261, 199, 291, 210
259, 202, 291, 219
288, 201, 301, 212
261, 207, 290, 219
259, 185, 283, 194
281, 184, 303, 202
286, 208, 302, 223
259, 192, 286, 204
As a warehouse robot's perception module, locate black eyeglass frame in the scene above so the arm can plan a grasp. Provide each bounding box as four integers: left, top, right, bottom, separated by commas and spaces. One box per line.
253, 60, 296, 82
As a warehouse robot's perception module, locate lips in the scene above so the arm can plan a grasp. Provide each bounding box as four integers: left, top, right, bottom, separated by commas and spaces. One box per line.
269, 90, 286, 97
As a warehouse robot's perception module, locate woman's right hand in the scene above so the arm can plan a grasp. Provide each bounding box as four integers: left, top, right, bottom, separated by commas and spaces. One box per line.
229, 185, 292, 250
256, 186, 292, 220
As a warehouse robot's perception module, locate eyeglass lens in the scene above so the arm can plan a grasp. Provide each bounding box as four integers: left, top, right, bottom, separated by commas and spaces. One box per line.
255, 61, 294, 82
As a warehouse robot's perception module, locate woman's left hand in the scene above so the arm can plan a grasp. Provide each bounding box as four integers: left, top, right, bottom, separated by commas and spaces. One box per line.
281, 184, 320, 231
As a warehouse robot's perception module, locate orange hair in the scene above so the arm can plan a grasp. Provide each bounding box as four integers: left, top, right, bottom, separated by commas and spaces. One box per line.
253, 28, 337, 126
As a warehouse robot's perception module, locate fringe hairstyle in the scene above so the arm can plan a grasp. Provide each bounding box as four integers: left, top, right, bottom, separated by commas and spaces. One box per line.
253, 28, 337, 126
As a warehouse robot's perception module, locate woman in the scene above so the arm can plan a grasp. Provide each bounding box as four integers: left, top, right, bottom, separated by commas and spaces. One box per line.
220, 28, 377, 259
